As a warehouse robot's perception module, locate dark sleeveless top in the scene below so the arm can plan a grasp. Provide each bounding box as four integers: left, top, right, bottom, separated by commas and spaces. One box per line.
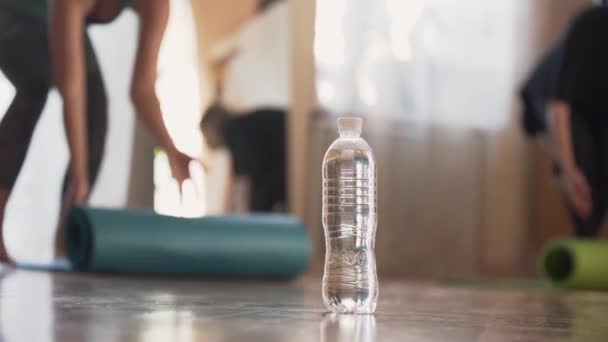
0, 0, 136, 23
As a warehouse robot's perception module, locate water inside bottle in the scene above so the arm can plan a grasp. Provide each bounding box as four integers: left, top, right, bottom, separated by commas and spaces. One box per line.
322, 120, 378, 314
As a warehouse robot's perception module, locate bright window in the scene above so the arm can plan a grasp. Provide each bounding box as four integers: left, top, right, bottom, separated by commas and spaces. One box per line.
154, 0, 205, 217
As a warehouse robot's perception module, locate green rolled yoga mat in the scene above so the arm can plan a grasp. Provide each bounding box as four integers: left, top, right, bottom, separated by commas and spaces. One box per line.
64, 207, 311, 278
542, 239, 608, 289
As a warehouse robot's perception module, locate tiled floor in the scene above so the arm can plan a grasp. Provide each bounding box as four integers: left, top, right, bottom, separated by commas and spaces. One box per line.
0, 269, 607, 341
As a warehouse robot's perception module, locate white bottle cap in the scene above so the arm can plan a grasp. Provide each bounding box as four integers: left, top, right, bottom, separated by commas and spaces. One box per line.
337, 117, 363, 135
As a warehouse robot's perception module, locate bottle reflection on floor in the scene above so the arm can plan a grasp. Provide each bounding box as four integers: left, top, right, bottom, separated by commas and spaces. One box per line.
320, 312, 377, 342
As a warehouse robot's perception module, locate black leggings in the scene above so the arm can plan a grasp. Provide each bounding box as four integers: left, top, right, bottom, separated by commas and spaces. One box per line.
562, 112, 608, 237
223, 109, 286, 212
0, 7, 107, 194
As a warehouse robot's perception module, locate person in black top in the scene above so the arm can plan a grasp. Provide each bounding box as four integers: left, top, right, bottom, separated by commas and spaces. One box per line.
200, 104, 286, 213
543, 4, 608, 237
199, 0, 288, 213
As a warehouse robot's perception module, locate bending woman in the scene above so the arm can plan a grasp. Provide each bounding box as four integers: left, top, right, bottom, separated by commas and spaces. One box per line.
0, 0, 192, 264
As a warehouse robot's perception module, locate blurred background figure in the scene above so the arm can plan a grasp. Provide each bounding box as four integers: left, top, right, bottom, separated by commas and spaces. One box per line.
0, 0, 192, 264
201, 104, 286, 213
199, 0, 289, 213
522, 0, 608, 238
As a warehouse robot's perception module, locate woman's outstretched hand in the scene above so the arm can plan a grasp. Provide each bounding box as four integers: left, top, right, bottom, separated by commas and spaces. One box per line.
167, 148, 192, 186
561, 166, 592, 219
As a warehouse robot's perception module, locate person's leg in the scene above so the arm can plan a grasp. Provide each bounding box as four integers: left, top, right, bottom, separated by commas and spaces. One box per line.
0, 85, 51, 264
0, 8, 52, 263
266, 109, 287, 210
248, 109, 286, 212
0, 189, 9, 263
275, 110, 287, 207
54, 35, 107, 257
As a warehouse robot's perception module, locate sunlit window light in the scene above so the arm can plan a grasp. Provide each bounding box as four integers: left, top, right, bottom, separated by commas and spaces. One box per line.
154, 0, 204, 217
314, 0, 347, 68
357, 41, 386, 108
317, 80, 336, 107
358, 74, 378, 108
314, 0, 513, 131
385, 0, 425, 62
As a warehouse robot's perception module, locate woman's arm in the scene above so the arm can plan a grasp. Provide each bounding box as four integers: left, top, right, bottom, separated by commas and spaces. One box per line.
548, 100, 576, 170
49, 0, 89, 204
222, 161, 235, 213
548, 100, 591, 218
131, 0, 191, 184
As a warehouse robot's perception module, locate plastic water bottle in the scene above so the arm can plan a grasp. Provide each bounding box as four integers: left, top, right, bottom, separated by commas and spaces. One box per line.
322, 117, 378, 314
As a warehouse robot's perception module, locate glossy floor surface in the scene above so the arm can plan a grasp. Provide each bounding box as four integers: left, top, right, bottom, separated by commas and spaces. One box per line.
1, 269, 608, 341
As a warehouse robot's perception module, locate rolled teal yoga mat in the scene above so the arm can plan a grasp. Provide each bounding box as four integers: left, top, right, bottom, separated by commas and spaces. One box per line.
541, 239, 608, 289
65, 207, 311, 278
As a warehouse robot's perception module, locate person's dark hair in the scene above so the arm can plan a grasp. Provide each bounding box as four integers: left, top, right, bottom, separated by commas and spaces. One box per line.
258, 0, 283, 12
200, 103, 230, 131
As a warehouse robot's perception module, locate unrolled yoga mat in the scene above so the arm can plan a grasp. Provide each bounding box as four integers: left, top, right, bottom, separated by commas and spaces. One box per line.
542, 239, 608, 289
61, 207, 310, 278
